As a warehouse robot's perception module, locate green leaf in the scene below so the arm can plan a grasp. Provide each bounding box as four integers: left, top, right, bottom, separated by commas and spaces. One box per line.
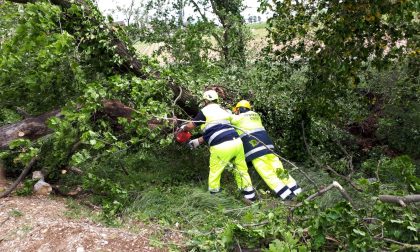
353, 229, 366, 236
407, 226, 416, 232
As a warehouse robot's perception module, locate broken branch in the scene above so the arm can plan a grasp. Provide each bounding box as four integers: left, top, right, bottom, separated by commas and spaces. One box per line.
378, 194, 420, 207
291, 181, 354, 211
0, 157, 38, 198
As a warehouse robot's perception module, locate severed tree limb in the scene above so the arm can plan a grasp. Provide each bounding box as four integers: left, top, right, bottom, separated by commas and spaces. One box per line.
0, 109, 61, 150
0, 157, 37, 198
376, 237, 420, 250
301, 121, 363, 192
0, 100, 138, 150
291, 181, 354, 211
378, 194, 420, 207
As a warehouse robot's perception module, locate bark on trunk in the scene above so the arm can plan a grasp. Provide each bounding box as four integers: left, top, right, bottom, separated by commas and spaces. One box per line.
0, 110, 61, 150
0, 101, 135, 150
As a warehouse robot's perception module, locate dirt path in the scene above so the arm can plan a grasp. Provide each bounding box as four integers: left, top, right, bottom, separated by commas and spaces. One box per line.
0, 196, 183, 252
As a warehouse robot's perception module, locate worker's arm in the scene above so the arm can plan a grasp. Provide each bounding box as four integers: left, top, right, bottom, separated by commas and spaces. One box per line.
179, 110, 204, 132
182, 121, 196, 131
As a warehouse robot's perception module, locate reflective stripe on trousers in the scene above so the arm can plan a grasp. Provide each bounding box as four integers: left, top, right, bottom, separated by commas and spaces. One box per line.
288, 183, 302, 195
274, 184, 292, 199
243, 186, 256, 200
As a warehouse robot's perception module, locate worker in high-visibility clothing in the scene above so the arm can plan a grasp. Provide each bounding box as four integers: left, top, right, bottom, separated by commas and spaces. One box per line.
231, 100, 302, 200
178, 90, 257, 202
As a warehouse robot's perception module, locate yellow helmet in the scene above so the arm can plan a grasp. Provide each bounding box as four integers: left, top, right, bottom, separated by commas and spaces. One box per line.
235, 100, 251, 110
203, 90, 219, 101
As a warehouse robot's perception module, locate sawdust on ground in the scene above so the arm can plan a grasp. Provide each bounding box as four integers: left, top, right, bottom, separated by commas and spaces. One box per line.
0, 195, 184, 252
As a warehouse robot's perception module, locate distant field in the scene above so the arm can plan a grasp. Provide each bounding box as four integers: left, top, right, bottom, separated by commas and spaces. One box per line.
134, 42, 162, 57
134, 22, 270, 61
247, 22, 267, 30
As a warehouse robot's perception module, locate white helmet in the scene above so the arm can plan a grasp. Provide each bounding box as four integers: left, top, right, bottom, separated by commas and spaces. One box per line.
203, 90, 219, 101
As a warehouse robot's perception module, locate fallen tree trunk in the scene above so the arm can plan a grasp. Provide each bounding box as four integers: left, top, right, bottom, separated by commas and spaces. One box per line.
0, 100, 135, 150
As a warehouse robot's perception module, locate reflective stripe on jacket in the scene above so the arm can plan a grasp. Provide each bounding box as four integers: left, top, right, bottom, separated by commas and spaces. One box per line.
200, 104, 238, 146
231, 111, 275, 162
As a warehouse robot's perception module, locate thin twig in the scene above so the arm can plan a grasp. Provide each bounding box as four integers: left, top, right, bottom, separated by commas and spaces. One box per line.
223, 204, 257, 213
236, 239, 242, 252
333, 140, 355, 178
377, 237, 420, 249
242, 221, 269, 227
375, 160, 381, 182
172, 86, 183, 119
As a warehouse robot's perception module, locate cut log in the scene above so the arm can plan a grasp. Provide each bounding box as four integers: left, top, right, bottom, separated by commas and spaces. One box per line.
0, 110, 61, 150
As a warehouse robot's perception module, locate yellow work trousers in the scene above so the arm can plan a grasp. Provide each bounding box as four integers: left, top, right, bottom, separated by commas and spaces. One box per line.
252, 154, 299, 196
208, 138, 253, 192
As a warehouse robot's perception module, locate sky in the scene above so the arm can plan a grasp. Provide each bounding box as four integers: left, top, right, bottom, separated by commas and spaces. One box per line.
95, 0, 272, 24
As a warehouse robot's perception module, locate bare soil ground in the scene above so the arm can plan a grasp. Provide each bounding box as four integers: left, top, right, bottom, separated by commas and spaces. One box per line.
0, 195, 183, 252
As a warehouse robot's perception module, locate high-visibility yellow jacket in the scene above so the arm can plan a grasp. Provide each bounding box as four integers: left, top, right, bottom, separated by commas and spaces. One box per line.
231, 111, 275, 162
193, 103, 238, 146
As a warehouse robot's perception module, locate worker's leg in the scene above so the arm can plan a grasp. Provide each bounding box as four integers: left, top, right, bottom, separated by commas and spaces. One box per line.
208, 145, 228, 193
268, 154, 302, 196
230, 139, 256, 201
252, 155, 292, 199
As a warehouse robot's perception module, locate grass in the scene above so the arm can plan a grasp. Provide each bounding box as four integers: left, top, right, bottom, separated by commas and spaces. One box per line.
64, 198, 102, 222
9, 209, 23, 217
78, 145, 351, 250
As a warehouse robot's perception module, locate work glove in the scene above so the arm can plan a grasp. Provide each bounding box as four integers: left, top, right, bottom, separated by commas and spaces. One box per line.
188, 138, 200, 149
176, 124, 187, 134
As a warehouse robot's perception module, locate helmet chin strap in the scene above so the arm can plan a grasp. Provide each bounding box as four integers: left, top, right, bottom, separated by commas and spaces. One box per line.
203, 99, 217, 106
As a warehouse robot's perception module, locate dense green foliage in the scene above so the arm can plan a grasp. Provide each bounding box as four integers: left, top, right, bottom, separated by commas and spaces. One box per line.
0, 0, 419, 251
